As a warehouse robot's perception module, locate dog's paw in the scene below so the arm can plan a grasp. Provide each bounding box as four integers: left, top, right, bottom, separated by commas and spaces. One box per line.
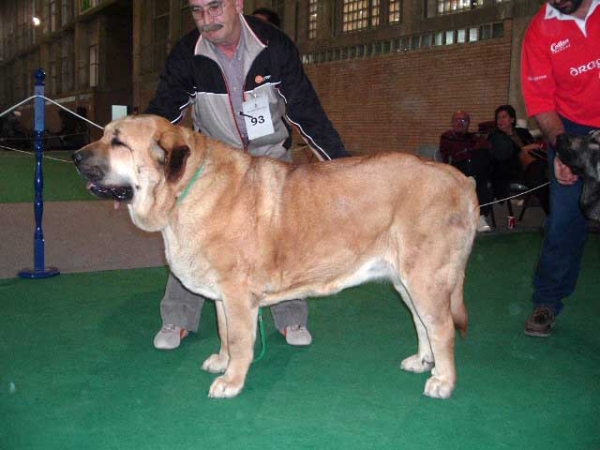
208, 376, 243, 399
201, 353, 229, 373
423, 376, 454, 399
400, 354, 434, 373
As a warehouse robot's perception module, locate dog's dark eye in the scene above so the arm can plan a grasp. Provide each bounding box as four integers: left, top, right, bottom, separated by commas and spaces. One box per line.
111, 137, 127, 147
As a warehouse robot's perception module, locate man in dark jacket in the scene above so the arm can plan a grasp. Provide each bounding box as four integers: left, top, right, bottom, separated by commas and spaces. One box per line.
146, 0, 349, 350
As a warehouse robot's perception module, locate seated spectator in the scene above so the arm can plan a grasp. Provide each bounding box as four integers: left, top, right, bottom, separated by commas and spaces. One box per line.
440, 110, 494, 232
488, 104, 549, 214
0, 111, 29, 149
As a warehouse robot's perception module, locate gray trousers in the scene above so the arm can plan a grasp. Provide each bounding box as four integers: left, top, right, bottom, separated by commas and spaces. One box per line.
160, 272, 308, 333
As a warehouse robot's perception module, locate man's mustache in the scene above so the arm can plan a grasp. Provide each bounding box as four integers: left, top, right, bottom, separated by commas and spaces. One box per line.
199, 24, 224, 33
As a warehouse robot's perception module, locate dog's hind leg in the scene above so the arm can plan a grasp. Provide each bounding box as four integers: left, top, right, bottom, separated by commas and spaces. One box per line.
206, 294, 258, 399
396, 278, 457, 399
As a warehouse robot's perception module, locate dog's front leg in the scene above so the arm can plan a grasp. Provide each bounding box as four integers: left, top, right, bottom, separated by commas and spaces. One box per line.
207, 296, 258, 399
201, 300, 230, 373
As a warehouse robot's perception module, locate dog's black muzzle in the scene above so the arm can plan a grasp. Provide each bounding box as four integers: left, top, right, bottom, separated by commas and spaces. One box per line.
555, 133, 577, 164
555, 132, 600, 179
72, 149, 134, 202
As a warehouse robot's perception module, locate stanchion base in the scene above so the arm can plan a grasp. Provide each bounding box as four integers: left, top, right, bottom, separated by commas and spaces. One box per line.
18, 267, 60, 279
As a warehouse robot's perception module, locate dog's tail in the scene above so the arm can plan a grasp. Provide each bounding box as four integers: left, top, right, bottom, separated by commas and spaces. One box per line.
451, 283, 469, 338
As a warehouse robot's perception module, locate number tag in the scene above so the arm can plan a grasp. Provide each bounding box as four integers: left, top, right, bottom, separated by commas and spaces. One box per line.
241, 95, 274, 141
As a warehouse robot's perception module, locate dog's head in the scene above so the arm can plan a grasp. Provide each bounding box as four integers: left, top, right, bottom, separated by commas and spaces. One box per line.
73, 115, 195, 230
556, 130, 600, 181
555, 130, 600, 221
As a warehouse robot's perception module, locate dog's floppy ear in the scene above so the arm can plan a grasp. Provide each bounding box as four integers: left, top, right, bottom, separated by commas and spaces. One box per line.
154, 131, 191, 184
581, 180, 600, 221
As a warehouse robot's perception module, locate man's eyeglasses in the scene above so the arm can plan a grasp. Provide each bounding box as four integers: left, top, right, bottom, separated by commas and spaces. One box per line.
191, 1, 226, 19
454, 118, 469, 123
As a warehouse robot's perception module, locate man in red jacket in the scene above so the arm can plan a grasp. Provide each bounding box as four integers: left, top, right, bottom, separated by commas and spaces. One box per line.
521, 0, 600, 337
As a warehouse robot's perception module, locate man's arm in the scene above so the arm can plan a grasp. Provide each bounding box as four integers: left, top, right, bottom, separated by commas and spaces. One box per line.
275, 35, 349, 160
533, 111, 565, 147
534, 111, 577, 185
521, 13, 576, 185
145, 31, 199, 122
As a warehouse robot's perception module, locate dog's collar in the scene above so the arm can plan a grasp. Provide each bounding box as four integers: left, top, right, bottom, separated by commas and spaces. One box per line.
177, 161, 205, 206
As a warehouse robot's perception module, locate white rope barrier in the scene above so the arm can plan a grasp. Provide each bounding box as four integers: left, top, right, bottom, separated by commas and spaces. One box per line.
0, 143, 74, 163
0, 94, 105, 130
479, 182, 550, 208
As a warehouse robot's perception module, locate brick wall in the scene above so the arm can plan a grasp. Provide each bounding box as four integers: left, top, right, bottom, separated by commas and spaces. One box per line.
304, 29, 513, 156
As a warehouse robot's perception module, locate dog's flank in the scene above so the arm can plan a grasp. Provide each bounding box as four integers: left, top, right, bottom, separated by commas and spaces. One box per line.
73, 114, 478, 400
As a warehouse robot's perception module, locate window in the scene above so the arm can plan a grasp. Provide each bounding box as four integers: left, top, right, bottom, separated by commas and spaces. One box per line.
300, 22, 504, 64
89, 44, 98, 87
437, 0, 483, 14
408, 36, 417, 50
308, 0, 317, 39
389, 0, 402, 24
343, 0, 380, 32
492, 22, 504, 38
42, 2, 50, 34
436, 32, 446, 45
468, 27, 479, 41
422, 33, 433, 47
60, 36, 74, 94
49, 61, 57, 95
50, 0, 57, 32
62, 0, 74, 26
426, 0, 484, 17
372, 0, 380, 27
80, 0, 100, 13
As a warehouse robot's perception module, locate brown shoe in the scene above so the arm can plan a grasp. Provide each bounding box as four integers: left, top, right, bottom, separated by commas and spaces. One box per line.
524, 307, 556, 337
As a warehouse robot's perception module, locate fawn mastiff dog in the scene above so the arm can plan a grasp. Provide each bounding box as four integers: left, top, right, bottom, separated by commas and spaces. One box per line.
73, 115, 478, 399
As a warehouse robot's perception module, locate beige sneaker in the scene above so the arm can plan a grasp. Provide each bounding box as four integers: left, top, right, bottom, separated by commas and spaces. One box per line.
477, 215, 492, 233
284, 325, 313, 346
153, 324, 189, 350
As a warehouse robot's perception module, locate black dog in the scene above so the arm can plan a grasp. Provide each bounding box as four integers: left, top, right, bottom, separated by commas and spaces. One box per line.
556, 130, 600, 221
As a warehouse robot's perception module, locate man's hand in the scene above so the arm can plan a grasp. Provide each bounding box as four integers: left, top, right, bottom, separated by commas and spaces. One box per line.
554, 157, 578, 185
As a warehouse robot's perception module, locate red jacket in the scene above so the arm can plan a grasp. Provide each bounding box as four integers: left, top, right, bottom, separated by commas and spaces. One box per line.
521, 2, 600, 127
439, 131, 491, 164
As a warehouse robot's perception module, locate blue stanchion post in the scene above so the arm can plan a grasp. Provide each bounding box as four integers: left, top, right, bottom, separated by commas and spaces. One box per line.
19, 68, 60, 279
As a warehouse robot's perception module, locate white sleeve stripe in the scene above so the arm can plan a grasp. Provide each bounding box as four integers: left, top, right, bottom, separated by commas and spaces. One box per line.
277, 89, 332, 161
171, 111, 184, 124
284, 115, 331, 161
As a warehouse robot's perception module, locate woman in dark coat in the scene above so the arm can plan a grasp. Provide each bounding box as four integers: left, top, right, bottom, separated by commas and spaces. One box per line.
488, 104, 549, 214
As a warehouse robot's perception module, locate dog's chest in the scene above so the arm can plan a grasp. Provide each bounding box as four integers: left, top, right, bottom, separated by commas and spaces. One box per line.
162, 231, 222, 300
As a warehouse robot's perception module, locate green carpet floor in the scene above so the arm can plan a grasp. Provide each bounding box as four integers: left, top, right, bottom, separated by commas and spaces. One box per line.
0, 151, 92, 203
1, 233, 599, 450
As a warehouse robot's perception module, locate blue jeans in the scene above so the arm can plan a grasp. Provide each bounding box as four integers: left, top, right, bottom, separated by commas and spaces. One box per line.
531, 118, 594, 314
